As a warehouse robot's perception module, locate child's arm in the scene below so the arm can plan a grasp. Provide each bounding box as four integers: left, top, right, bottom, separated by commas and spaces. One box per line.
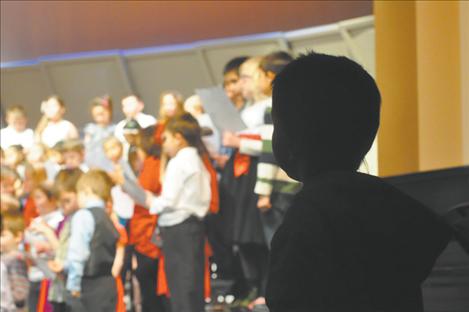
28, 221, 59, 251
66, 209, 95, 297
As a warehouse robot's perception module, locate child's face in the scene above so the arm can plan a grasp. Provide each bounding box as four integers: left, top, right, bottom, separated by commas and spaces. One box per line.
27, 144, 46, 164
161, 94, 178, 119
59, 191, 79, 216
255, 69, 273, 96
162, 130, 184, 158
91, 105, 111, 126
32, 189, 55, 215
223, 70, 242, 102
6, 114, 27, 132
43, 98, 64, 121
122, 96, 141, 118
0, 229, 18, 253
0, 176, 16, 195
104, 142, 123, 163
4, 147, 23, 168
62, 151, 84, 169
239, 62, 258, 102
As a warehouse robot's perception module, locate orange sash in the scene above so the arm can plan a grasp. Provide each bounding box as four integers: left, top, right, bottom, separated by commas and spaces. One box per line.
234, 134, 261, 177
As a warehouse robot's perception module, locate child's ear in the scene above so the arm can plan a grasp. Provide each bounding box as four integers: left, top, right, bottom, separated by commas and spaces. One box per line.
174, 132, 185, 143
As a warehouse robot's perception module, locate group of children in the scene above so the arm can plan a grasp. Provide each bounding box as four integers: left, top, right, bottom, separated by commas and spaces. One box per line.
1, 50, 299, 312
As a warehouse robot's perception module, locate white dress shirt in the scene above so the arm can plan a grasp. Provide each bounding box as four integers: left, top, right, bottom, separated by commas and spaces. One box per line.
41, 120, 78, 148
149, 147, 211, 227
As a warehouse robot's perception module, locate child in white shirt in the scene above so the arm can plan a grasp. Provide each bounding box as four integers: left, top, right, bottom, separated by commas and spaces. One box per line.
0, 105, 34, 151
144, 113, 211, 312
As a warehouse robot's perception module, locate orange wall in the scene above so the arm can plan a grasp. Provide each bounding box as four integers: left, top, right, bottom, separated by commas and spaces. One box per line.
375, 1, 419, 176
0, 0, 372, 62
416, 1, 462, 171
375, 0, 465, 176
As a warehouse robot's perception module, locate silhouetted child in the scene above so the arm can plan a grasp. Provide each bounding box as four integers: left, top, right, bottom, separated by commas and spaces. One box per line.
265, 52, 452, 312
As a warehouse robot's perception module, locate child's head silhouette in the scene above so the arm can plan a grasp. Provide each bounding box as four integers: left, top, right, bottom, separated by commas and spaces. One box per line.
272, 52, 381, 182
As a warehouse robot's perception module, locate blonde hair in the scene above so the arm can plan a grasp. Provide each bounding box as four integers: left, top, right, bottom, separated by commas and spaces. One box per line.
6, 105, 27, 119
76, 169, 114, 202
102, 136, 122, 151
1, 212, 25, 236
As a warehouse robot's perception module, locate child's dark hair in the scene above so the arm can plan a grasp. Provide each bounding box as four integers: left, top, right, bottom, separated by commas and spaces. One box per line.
223, 56, 249, 75
90, 95, 113, 117
272, 52, 381, 177
260, 51, 294, 76
32, 183, 57, 200
165, 113, 208, 156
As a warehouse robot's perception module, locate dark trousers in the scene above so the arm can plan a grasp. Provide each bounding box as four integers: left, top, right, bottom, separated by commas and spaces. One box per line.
65, 275, 116, 312
238, 243, 269, 297
134, 251, 167, 312
28, 281, 41, 311
160, 217, 205, 312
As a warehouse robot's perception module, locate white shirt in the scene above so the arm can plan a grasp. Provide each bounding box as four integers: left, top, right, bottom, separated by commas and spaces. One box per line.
149, 147, 211, 227
41, 120, 78, 148
240, 98, 270, 130
114, 112, 157, 143
111, 186, 135, 219
238, 98, 271, 156
0, 126, 34, 150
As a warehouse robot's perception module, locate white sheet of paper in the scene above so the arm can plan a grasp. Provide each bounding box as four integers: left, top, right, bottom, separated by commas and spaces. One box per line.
196, 86, 247, 133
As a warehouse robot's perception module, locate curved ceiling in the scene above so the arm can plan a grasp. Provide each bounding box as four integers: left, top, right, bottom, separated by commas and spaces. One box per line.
0, 0, 372, 63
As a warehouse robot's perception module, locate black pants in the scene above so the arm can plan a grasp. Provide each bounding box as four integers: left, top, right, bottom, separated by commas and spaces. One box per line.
134, 251, 167, 312
27, 281, 41, 311
238, 243, 269, 297
65, 275, 116, 312
160, 217, 205, 312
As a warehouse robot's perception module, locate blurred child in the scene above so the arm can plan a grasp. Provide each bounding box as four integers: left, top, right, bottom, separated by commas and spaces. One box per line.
0, 213, 29, 311
60, 139, 88, 172
21, 163, 47, 227
103, 136, 135, 226
144, 114, 212, 312
114, 95, 156, 143
184, 95, 220, 159
44, 168, 83, 312
65, 169, 119, 311
223, 56, 249, 111
0, 105, 34, 151
1, 165, 21, 214
24, 184, 63, 311
3, 145, 26, 179
26, 143, 48, 169
35, 96, 79, 148
83, 96, 116, 172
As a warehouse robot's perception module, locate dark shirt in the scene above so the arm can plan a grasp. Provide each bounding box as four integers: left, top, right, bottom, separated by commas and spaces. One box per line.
266, 171, 451, 312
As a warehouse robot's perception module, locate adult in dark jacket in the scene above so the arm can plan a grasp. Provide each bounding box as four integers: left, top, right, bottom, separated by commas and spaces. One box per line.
265, 52, 452, 312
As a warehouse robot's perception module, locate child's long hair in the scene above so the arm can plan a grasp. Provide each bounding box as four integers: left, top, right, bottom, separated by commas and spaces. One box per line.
165, 113, 208, 157
158, 91, 185, 122
35, 95, 66, 142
